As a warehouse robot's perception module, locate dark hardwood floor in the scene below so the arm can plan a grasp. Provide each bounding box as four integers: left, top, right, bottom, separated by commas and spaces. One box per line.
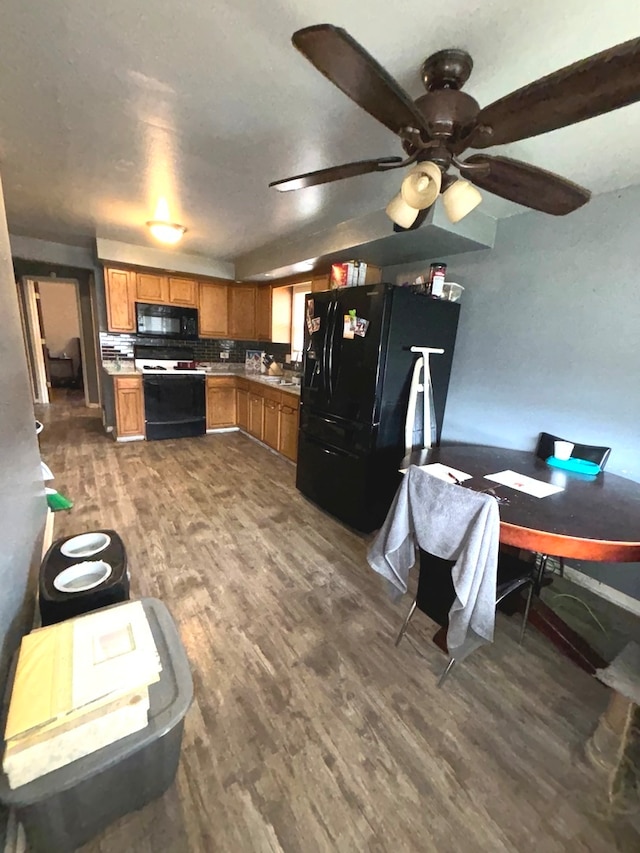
35, 403, 639, 852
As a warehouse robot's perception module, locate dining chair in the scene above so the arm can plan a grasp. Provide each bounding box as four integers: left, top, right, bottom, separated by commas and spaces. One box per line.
370, 466, 536, 687
527, 432, 612, 581
396, 547, 536, 686
536, 431, 611, 469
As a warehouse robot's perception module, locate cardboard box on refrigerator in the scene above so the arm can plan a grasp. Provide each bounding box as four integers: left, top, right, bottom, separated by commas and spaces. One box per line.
331, 261, 368, 288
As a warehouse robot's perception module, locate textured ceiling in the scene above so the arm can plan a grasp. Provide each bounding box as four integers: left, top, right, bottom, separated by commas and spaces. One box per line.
2, 0, 640, 264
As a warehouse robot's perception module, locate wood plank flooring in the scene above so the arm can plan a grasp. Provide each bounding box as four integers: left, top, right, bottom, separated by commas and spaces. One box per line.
35, 403, 640, 852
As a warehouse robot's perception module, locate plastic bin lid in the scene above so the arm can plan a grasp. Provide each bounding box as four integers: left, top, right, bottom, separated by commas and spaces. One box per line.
0, 598, 193, 805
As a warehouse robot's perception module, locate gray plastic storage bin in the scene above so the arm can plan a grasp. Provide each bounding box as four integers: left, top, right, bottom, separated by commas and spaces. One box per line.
0, 598, 193, 853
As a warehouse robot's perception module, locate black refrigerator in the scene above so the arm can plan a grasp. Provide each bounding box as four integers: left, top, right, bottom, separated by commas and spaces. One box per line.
296, 283, 460, 532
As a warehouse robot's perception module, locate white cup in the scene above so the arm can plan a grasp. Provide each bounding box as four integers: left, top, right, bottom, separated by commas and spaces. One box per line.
554, 440, 574, 460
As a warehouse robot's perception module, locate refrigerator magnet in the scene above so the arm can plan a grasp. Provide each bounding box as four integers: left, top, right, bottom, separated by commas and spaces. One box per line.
354, 317, 369, 337
343, 314, 355, 339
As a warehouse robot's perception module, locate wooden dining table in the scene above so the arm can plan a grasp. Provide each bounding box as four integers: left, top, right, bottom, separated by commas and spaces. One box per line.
401, 443, 640, 807
400, 443, 640, 673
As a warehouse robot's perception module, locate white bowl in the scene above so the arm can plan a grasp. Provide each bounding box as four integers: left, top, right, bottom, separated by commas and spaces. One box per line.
53, 560, 112, 593
60, 532, 111, 559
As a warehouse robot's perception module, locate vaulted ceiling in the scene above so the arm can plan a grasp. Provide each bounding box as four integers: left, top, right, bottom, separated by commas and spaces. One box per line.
2, 0, 639, 265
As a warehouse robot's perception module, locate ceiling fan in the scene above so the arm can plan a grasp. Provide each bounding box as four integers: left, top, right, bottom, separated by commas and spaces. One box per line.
269, 25, 640, 229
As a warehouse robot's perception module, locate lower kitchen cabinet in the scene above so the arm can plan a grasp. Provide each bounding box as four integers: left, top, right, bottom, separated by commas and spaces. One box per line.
236, 380, 248, 430
263, 396, 280, 449
248, 391, 264, 440
114, 376, 145, 438
206, 377, 236, 429
278, 394, 300, 462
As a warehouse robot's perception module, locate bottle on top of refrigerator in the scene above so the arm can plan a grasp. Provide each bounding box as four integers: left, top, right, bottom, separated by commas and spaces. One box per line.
428, 263, 447, 298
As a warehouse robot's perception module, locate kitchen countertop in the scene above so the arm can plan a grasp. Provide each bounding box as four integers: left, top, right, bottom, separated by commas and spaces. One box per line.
102, 362, 301, 395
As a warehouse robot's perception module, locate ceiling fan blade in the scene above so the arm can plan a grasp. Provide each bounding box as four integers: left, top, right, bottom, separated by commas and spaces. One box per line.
269, 156, 403, 192
472, 37, 640, 148
461, 155, 590, 215
292, 24, 429, 136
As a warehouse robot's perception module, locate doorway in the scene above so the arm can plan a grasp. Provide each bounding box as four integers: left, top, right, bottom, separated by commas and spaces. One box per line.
18, 277, 88, 407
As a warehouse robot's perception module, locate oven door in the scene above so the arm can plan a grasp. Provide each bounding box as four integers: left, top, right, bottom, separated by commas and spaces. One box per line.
136, 303, 199, 341
143, 375, 206, 440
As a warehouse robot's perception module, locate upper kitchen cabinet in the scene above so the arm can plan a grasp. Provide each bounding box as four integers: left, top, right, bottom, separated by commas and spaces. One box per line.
228, 284, 256, 340
312, 274, 331, 292
136, 272, 168, 304
168, 277, 197, 307
105, 268, 135, 333
199, 280, 229, 338
255, 285, 272, 342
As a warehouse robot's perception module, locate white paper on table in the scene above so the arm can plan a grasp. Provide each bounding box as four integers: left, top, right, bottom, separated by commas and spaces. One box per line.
399, 462, 473, 483
484, 470, 564, 499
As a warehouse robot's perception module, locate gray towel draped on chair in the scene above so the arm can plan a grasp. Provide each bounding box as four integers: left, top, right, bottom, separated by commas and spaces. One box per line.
367, 466, 500, 662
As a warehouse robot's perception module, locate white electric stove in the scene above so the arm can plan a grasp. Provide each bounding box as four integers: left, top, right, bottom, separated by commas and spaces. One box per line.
133, 344, 205, 375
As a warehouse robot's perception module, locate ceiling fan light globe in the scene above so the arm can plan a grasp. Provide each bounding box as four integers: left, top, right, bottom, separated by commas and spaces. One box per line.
400, 161, 442, 210
386, 193, 420, 229
442, 180, 482, 223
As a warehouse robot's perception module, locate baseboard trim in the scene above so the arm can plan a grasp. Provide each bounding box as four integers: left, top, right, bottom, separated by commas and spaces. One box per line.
563, 564, 640, 617
115, 435, 145, 443
206, 427, 240, 434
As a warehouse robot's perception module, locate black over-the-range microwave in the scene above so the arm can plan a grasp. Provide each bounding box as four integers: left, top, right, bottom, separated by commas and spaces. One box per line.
135, 302, 199, 341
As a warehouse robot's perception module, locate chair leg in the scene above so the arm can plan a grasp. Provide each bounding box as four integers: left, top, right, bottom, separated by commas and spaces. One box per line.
395, 599, 417, 647
519, 581, 535, 646
438, 657, 456, 688
535, 554, 548, 593
559, 557, 565, 578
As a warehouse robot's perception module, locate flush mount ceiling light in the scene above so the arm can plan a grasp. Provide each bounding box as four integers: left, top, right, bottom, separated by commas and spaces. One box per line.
146, 198, 186, 244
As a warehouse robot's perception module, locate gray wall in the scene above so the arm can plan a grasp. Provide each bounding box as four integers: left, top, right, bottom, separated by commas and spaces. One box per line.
0, 183, 47, 842
383, 183, 640, 598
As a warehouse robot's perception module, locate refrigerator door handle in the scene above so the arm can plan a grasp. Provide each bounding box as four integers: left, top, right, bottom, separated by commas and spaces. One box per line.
321, 300, 332, 397
303, 433, 360, 460
327, 300, 336, 400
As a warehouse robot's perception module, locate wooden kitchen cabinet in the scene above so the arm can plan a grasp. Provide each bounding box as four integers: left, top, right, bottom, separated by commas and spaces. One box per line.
236, 384, 248, 430
114, 376, 145, 438
262, 387, 281, 449
255, 284, 272, 341
199, 280, 229, 337
278, 393, 300, 462
248, 391, 264, 440
168, 277, 197, 307
206, 377, 236, 429
136, 272, 168, 304
228, 284, 256, 340
311, 274, 331, 293
105, 268, 135, 332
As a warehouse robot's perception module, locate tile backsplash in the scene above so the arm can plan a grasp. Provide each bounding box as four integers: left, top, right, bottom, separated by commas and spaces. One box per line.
100, 333, 290, 364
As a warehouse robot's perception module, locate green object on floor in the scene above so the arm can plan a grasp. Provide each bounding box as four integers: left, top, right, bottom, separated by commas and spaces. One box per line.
45, 488, 73, 511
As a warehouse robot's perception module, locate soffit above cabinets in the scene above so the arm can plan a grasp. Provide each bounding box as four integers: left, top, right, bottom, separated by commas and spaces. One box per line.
236, 206, 497, 280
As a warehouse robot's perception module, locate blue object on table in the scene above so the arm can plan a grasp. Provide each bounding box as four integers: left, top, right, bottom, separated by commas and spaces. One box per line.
545, 456, 601, 475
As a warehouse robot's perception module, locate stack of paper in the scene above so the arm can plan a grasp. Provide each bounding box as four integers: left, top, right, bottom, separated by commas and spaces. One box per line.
3, 601, 161, 788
